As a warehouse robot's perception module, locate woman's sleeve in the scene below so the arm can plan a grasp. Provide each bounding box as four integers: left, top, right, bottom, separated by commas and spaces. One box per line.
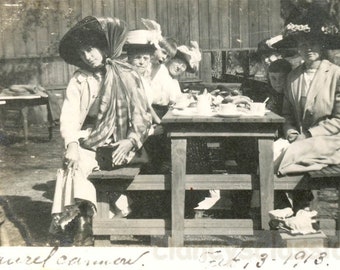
126, 73, 152, 149
59, 75, 82, 148
169, 79, 183, 104
309, 74, 340, 136
282, 85, 299, 138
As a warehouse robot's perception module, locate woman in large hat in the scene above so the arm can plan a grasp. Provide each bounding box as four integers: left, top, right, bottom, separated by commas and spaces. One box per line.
50, 16, 152, 246
139, 19, 183, 118
272, 11, 340, 212
166, 41, 202, 78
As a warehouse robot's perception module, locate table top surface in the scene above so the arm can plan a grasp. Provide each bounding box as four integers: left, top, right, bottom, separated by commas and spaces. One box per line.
0, 94, 44, 100
162, 110, 285, 124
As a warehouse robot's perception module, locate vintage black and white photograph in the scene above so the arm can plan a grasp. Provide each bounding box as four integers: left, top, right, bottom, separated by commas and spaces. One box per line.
1, 0, 340, 269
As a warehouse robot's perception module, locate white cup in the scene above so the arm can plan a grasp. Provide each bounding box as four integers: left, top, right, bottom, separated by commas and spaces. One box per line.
250, 102, 266, 116
219, 103, 237, 114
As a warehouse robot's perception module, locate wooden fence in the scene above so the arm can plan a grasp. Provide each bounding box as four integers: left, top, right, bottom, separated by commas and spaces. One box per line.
0, 0, 282, 86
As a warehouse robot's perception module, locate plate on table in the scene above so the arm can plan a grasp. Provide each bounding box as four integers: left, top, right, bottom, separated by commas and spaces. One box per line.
216, 112, 243, 118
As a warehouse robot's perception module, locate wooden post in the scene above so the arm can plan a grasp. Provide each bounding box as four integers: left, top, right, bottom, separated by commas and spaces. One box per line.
169, 138, 187, 247
200, 52, 212, 82
258, 138, 274, 230
338, 179, 340, 247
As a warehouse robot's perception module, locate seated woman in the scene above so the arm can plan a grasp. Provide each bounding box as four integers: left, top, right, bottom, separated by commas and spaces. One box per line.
124, 29, 162, 126
49, 16, 152, 246
166, 40, 201, 79
272, 11, 340, 213
140, 19, 181, 118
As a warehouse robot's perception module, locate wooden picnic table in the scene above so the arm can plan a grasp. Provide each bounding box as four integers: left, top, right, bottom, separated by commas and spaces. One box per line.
0, 95, 53, 143
161, 109, 285, 247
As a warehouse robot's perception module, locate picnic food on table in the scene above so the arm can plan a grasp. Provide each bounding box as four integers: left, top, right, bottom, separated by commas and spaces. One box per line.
172, 86, 254, 114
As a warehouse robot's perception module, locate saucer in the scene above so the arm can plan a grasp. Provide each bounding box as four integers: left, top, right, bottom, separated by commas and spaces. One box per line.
216, 112, 243, 117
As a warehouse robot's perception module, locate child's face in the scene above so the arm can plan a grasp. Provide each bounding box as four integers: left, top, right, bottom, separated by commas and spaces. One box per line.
167, 58, 187, 77
129, 53, 151, 75
268, 72, 287, 93
79, 46, 104, 69
154, 48, 170, 63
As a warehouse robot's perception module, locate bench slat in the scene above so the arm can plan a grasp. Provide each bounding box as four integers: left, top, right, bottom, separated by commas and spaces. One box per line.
93, 219, 253, 236
91, 174, 255, 191
88, 166, 141, 180
308, 165, 340, 178
93, 219, 168, 235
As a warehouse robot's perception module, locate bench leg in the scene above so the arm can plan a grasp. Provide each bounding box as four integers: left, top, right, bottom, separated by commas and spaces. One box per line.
310, 190, 319, 211
21, 107, 29, 144
97, 190, 110, 218
94, 235, 111, 247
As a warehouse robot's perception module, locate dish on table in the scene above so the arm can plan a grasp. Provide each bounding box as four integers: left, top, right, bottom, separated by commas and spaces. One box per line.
171, 107, 217, 116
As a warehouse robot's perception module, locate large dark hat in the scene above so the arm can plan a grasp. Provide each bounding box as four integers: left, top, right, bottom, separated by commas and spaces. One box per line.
272, 8, 340, 50
59, 16, 108, 69
257, 36, 297, 58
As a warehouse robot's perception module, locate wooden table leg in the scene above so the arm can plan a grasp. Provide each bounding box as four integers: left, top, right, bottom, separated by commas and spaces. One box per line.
46, 102, 53, 140
337, 180, 340, 247
21, 106, 29, 144
168, 138, 187, 247
258, 138, 274, 230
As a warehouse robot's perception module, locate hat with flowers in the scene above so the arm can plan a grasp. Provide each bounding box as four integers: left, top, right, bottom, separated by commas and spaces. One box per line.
272, 7, 340, 50
174, 41, 202, 73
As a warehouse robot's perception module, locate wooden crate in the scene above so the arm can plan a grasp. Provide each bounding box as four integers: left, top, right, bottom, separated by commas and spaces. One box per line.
278, 231, 328, 248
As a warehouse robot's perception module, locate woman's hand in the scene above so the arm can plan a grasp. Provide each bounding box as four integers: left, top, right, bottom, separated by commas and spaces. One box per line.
295, 133, 307, 142
111, 139, 134, 166
64, 142, 80, 170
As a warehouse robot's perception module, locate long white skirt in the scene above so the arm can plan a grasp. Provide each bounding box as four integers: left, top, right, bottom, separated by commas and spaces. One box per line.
51, 147, 98, 229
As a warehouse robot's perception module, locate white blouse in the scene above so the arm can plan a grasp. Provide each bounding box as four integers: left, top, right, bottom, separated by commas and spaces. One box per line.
149, 64, 182, 106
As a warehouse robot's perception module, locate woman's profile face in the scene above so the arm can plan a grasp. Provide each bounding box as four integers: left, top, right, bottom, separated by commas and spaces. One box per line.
167, 58, 187, 77
154, 48, 169, 63
297, 38, 322, 63
79, 46, 105, 69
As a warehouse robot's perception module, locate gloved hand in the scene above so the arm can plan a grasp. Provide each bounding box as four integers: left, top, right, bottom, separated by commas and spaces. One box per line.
269, 207, 294, 220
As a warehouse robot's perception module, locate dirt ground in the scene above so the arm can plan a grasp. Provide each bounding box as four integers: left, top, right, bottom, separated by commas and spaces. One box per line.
0, 124, 339, 247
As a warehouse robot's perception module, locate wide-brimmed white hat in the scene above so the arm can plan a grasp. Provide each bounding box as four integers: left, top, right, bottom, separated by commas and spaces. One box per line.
175, 41, 202, 73
123, 30, 157, 54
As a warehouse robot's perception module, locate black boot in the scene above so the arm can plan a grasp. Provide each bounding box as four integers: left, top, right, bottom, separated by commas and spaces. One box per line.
48, 219, 63, 246
73, 203, 94, 246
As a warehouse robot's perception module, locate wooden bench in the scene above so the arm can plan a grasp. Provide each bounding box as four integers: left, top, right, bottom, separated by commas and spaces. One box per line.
88, 164, 259, 246
89, 162, 340, 247
274, 165, 340, 246
88, 165, 170, 246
